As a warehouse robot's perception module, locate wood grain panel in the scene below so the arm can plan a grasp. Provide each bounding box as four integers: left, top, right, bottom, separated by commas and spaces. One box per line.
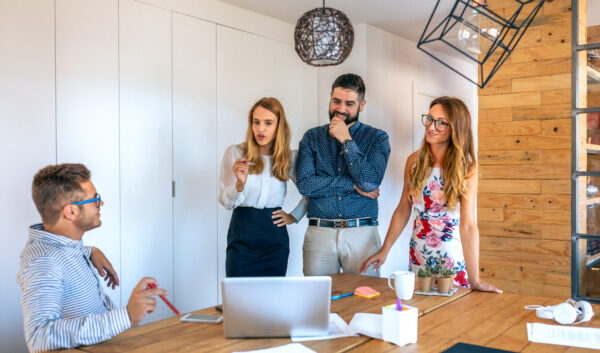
478, 221, 570, 240
479, 180, 541, 194
510, 43, 570, 63
478, 150, 541, 165
541, 89, 571, 105
504, 209, 570, 225
478, 207, 504, 222
493, 57, 570, 81
513, 103, 571, 120
478, 135, 570, 151
541, 149, 570, 164
540, 119, 571, 136
480, 165, 569, 179
477, 194, 570, 210
479, 121, 541, 137
541, 179, 570, 194
543, 0, 571, 15
479, 92, 541, 109
512, 73, 571, 92
478, 107, 513, 123
478, 78, 512, 96
481, 251, 570, 270
480, 237, 570, 256
477, 0, 572, 298
545, 271, 571, 287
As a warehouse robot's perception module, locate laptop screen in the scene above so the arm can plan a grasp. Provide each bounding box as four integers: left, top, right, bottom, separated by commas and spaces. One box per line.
222, 276, 331, 338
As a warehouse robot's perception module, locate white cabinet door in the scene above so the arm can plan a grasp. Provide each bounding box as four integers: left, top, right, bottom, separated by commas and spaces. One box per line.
216, 26, 318, 291
55, 0, 121, 306
119, 0, 173, 323
272, 40, 318, 276
0, 2, 56, 351
173, 13, 218, 314
216, 26, 276, 294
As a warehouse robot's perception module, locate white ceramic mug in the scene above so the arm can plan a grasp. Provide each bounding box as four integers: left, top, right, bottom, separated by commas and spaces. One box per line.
388, 270, 415, 300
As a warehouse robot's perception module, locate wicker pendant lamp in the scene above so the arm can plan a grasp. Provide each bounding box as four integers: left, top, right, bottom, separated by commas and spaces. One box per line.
294, 0, 354, 66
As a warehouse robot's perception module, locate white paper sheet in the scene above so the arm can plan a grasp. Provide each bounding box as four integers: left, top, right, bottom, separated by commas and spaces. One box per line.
292, 313, 357, 342
527, 322, 600, 349
348, 313, 382, 339
234, 343, 316, 353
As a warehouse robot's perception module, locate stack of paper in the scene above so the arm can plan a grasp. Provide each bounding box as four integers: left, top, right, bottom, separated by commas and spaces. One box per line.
527, 323, 600, 349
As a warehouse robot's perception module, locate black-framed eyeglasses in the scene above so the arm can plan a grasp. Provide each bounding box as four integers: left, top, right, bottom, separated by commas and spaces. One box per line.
72, 193, 101, 208
422, 114, 450, 132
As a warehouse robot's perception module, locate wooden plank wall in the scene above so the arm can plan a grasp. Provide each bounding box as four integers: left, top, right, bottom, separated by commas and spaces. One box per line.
477, 0, 572, 297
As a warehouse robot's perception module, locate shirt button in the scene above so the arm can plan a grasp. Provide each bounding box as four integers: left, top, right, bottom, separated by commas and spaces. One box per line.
345, 149, 349, 153
350, 162, 353, 166
338, 213, 343, 218
338, 197, 342, 200
337, 168, 341, 172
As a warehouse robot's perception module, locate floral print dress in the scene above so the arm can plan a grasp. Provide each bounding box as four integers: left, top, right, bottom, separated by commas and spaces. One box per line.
408, 167, 469, 287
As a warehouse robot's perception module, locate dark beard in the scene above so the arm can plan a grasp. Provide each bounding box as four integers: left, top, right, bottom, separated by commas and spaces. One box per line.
329, 109, 359, 125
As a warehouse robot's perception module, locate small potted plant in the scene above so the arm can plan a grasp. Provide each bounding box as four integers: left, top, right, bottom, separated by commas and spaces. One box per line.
417, 266, 434, 292
435, 255, 456, 294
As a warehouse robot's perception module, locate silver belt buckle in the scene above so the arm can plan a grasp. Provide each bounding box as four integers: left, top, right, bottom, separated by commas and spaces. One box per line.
334, 220, 347, 228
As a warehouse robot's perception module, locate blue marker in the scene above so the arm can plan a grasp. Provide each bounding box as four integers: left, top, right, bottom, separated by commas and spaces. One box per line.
331, 292, 354, 300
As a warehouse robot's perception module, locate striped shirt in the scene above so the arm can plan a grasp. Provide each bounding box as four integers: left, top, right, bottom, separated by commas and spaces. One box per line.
16, 224, 130, 352
296, 121, 391, 219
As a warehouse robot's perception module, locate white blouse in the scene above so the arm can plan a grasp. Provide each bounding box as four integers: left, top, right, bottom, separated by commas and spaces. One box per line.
218, 144, 308, 222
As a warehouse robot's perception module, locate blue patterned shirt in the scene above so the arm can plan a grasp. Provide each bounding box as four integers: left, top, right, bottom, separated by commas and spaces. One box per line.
17, 224, 130, 352
296, 121, 391, 219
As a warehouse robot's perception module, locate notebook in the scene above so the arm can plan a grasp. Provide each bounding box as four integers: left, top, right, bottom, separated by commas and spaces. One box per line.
221, 276, 331, 338
441, 343, 515, 353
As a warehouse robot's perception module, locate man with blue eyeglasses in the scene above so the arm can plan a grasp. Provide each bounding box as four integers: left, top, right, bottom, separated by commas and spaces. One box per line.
17, 163, 167, 352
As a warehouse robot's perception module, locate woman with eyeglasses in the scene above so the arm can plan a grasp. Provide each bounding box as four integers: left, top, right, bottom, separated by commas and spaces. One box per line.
359, 96, 501, 293
219, 97, 307, 277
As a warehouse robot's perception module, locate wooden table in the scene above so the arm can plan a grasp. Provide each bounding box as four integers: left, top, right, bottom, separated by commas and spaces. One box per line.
50, 274, 600, 352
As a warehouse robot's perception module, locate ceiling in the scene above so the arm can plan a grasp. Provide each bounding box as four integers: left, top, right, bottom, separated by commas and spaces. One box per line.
220, 0, 600, 42
219, 0, 449, 43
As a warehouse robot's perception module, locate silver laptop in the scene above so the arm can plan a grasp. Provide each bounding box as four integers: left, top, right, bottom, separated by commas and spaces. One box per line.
222, 276, 331, 338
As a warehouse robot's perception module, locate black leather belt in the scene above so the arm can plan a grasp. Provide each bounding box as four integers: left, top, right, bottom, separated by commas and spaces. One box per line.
308, 218, 378, 228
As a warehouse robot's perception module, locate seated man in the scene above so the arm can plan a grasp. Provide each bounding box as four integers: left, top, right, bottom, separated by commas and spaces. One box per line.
17, 163, 166, 352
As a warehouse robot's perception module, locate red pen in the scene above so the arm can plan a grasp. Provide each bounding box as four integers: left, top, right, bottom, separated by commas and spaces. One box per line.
147, 283, 180, 315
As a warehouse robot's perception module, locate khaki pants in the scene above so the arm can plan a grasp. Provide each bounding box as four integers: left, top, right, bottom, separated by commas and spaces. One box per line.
302, 225, 382, 277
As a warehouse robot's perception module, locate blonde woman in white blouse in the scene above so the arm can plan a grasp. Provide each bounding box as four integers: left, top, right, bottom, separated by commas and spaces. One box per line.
219, 97, 307, 276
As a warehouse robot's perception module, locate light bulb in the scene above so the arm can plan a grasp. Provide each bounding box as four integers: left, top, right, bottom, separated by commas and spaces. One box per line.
457, 9, 501, 55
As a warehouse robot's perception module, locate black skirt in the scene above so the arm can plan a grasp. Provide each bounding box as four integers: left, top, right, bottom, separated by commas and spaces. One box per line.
226, 206, 289, 277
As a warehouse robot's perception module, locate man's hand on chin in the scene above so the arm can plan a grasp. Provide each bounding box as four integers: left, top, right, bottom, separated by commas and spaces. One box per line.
329, 117, 351, 143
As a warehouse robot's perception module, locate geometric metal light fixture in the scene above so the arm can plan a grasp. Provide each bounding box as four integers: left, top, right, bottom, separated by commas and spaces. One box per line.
417, 0, 545, 88
294, 0, 354, 67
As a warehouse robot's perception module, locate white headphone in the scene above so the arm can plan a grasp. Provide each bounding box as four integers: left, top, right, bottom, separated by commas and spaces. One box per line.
525, 299, 594, 325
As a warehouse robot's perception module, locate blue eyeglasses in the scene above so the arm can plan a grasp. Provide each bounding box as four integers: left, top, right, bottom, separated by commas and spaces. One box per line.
72, 193, 101, 208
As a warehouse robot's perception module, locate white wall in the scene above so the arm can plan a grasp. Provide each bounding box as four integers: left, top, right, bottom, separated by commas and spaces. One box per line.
0, 1, 476, 351
0, 1, 56, 352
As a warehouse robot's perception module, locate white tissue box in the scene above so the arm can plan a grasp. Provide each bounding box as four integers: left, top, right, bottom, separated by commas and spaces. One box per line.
381, 304, 418, 346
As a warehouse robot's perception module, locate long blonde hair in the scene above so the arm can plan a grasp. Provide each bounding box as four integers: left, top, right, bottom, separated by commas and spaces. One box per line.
241, 97, 292, 181
408, 96, 475, 209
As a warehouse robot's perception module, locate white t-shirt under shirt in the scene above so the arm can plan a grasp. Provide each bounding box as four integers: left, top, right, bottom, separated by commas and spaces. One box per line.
218, 143, 307, 222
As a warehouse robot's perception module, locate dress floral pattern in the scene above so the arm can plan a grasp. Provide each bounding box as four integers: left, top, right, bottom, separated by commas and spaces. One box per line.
408, 167, 469, 287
